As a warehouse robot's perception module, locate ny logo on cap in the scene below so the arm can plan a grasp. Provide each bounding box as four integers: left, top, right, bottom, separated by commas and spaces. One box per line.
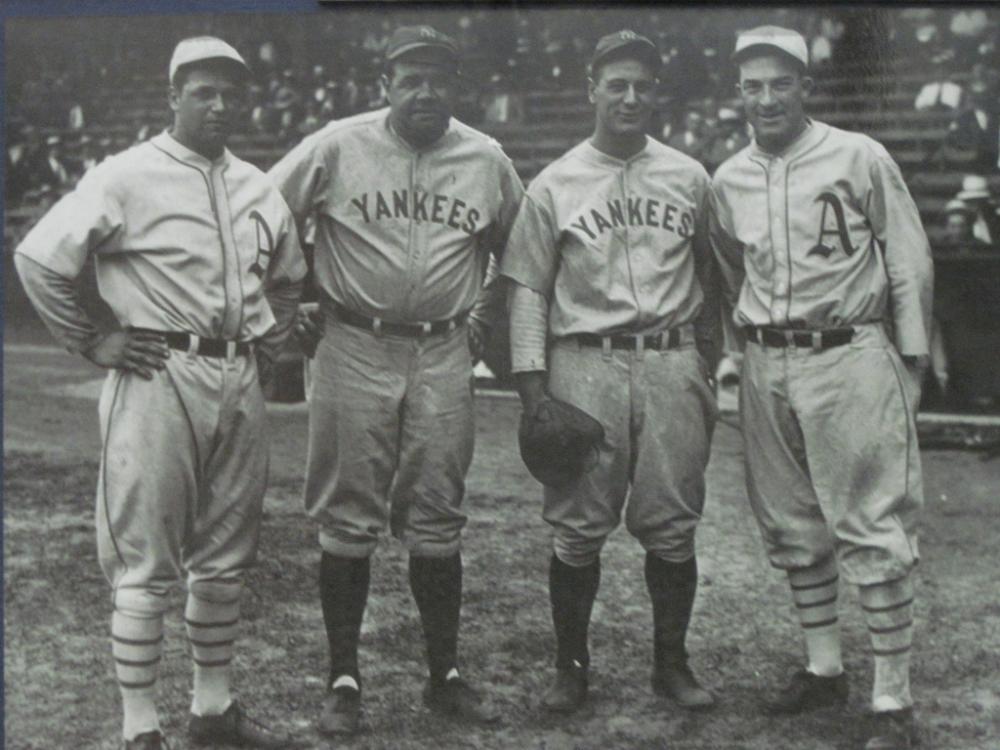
419, 26, 435, 38
619, 30, 638, 40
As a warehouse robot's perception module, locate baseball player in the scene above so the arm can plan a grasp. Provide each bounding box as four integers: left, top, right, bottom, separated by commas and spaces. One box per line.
14, 37, 306, 750
268, 25, 524, 736
708, 27, 932, 750
501, 30, 722, 714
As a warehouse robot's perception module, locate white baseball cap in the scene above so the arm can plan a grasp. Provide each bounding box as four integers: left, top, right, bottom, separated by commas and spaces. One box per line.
956, 174, 991, 201
732, 25, 809, 68
169, 36, 249, 84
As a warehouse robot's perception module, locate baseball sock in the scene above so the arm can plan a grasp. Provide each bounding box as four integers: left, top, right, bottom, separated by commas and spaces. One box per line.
645, 553, 697, 666
549, 554, 601, 669
185, 593, 239, 717
319, 552, 370, 689
112, 608, 163, 741
788, 557, 842, 677
860, 575, 914, 712
409, 552, 462, 684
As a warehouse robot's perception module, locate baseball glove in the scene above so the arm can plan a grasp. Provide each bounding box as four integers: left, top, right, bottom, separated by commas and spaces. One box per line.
518, 397, 605, 488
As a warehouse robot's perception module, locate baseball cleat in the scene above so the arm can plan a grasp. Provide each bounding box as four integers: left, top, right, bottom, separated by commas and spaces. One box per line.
317, 685, 362, 737
765, 669, 849, 714
652, 661, 715, 710
541, 664, 589, 713
865, 708, 918, 750
124, 730, 169, 749
423, 676, 501, 724
188, 701, 304, 748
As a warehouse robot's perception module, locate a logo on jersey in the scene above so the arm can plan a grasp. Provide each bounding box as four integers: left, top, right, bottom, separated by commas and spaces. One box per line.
807, 191, 855, 258
248, 210, 274, 278
568, 196, 695, 242
350, 190, 481, 235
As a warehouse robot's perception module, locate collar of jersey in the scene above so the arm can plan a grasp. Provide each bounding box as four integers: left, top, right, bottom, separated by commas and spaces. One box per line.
384, 111, 454, 154
153, 130, 230, 169
750, 118, 825, 162
581, 136, 651, 167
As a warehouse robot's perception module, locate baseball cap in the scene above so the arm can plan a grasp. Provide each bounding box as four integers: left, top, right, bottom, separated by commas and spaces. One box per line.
169, 36, 249, 84
385, 25, 459, 64
944, 198, 972, 216
956, 174, 991, 201
591, 29, 661, 73
732, 25, 809, 68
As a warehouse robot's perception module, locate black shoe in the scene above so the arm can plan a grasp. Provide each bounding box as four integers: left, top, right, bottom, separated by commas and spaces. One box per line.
188, 701, 304, 748
766, 669, 849, 714
124, 731, 168, 750
318, 685, 361, 737
541, 664, 588, 713
865, 708, 918, 749
423, 676, 501, 724
652, 660, 715, 710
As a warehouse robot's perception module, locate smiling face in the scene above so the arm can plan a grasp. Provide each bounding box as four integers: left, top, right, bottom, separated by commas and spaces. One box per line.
385, 58, 458, 149
169, 62, 245, 160
737, 52, 812, 154
589, 57, 657, 142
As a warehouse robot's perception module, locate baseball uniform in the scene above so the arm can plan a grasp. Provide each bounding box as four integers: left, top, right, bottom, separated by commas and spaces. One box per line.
15, 129, 305, 742
503, 138, 720, 565
709, 119, 932, 585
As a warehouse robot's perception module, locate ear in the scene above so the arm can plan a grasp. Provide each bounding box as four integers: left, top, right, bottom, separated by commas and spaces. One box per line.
733, 81, 742, 98
380, 72, 390, 91
587, 76, 596, 105
168, 84, 181, 113
801, 75, 815, 99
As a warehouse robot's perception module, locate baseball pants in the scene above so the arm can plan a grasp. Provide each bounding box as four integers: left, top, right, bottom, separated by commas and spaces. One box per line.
739, 322, 923, 585
96, 351, 268, 616
305, 318, 472, 559
544, 330, 718, 566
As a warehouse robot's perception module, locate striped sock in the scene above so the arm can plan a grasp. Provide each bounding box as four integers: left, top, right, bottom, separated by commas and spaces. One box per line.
185, 594, 239, 717
112, 609, 163, 740
788, 558, 842, 677
860, 575, 914, 712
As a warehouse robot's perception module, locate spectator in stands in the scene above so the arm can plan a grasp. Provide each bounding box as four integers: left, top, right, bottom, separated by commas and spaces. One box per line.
955, 174, 1000, 245
702, 106, 750, 174
808, 14, 845, 71
914, 52, 963, 111
949, 7, 992, 69
938, 63, 1000, 172
339, 67, 361, 116
77, 135, 106, 175
481, 73, 524, 125
667, 106, 709, 161
274, 69, 304, 140
6, 124, 46, 205
38, 134, 71, 190
941, 199, 993, 252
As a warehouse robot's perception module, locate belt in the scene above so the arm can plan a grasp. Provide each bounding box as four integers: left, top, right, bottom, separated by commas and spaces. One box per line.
333, 303, 466, 338
129, 328, 254, 358
744, 325, 854, 350
573, 329, 683, 351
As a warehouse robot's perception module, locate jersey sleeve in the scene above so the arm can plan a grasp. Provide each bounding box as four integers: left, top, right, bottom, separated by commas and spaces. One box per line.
691, 174, 723, 371
707, 176, 749, 352
267, 132, 330, 237
14, 164, 124, 280
499, 188, 561, 298
266, 195, 308, 287
865, 146, 934, 356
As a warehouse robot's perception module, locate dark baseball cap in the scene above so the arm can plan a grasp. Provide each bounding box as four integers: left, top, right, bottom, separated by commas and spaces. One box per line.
385, 25, 459, 65
591, 30, 661, 73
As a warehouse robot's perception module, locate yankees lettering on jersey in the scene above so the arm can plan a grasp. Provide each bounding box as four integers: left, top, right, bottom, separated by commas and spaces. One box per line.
709, 120, 932, 355
567, 195, 695, 242
349, 189, 480, 235
269, 107, 523, 323
501, 139, 712, 338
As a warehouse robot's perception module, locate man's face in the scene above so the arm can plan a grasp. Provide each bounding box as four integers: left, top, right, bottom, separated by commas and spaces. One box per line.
169, 65, 245, 158
737, 53, 812, 153
589, 57, 657, 139
385, 58, 458, 148
946, 213, 973, 244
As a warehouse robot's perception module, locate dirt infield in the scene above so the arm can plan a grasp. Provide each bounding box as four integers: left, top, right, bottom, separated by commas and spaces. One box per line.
4, 344, 999, 749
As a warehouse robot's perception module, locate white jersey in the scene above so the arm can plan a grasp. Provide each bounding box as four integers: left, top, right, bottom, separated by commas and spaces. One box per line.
501, 138, 715, 338
268, 107, 524, 323
15, 131, 306, 345
708, 120, 933, 356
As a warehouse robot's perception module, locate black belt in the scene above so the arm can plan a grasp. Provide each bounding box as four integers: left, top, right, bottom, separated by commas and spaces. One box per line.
573, 329, 682, 351
744, 325, 854, 350
333, 303, 466, 338
129, 328, 254, 358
